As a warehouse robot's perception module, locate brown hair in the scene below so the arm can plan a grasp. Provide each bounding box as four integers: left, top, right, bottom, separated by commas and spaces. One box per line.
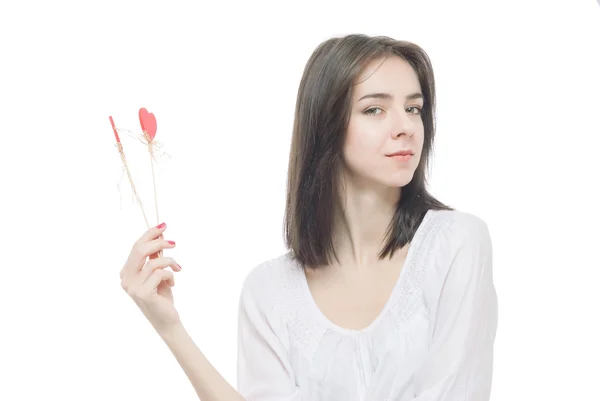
284, 34, 453, 269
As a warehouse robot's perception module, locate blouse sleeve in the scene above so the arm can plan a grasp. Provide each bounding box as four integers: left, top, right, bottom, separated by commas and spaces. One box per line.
236, 268, 301, 401
411, 215, 498, 400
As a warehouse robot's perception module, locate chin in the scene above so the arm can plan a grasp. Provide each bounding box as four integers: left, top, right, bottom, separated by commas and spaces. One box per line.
345, 164, 416, 190
379, 172, 415, 189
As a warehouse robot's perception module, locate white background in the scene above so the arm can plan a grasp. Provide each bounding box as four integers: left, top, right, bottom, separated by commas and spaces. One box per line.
1, 0, 599, 400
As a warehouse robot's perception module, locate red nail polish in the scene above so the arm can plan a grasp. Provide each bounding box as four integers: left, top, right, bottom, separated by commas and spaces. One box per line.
157, 223, 166, 229
167, 240, 176, 245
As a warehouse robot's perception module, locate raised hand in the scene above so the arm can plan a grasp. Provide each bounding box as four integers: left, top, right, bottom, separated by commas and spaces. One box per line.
120, 223, 183, 334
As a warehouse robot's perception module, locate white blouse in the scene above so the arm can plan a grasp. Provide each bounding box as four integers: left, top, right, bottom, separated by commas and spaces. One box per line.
236, 209, 498, 401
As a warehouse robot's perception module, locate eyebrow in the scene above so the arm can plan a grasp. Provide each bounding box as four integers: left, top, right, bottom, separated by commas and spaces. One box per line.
357, 92, 424, 102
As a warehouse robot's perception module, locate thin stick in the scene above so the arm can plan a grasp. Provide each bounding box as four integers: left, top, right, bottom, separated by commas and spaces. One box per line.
146, 133, 162, 259
120, 143, 151, 229
148, 141, 159, 225
110, 116, 151, 229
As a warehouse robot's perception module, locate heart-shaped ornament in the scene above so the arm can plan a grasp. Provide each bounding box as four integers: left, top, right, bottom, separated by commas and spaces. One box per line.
139, 107, 157, 141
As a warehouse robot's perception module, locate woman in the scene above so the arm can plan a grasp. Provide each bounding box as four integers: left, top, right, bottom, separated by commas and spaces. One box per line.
120, 34, 498, 400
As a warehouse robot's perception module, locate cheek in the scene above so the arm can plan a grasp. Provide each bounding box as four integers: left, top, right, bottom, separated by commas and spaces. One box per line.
344, 120, 385, 158
343, 124, 383, 163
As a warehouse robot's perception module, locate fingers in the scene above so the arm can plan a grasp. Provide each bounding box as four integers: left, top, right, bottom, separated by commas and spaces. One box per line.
125, 269, 175, 299
140, 256, 181, 281
119, 223, 175, 281
121, 256, 180, 294
120, 224, 166, 279
137, 222, 167, 244
124, 237, 176, 276
138, 269, 175, 296
149, 234, 164, 260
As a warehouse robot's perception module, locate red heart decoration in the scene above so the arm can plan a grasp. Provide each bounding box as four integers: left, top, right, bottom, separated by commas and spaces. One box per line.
139, 107, 157, 141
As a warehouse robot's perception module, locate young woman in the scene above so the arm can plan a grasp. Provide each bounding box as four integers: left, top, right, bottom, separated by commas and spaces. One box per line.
120, 34, 498, 401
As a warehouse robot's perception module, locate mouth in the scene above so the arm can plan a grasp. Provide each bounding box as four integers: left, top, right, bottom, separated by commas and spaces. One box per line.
386, 150, 414, 157
385, 149, 414, 163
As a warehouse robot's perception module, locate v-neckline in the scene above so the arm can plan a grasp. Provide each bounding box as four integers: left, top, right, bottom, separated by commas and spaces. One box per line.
297, 209, 433, 336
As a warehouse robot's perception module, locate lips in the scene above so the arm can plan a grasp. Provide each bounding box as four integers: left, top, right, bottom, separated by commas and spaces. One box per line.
386, 150, 414, 157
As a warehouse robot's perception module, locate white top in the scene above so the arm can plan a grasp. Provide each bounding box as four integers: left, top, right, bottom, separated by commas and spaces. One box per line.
236, 209, 498, 401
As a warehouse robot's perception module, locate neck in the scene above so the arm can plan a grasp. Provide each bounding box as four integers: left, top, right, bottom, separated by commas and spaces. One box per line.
332, 174, 400, 268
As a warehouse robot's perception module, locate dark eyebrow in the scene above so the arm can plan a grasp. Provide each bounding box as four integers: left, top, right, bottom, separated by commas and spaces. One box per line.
357, 92, 424, 102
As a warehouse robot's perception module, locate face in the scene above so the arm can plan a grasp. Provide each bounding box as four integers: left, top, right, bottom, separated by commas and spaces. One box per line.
342, 56, 425, 190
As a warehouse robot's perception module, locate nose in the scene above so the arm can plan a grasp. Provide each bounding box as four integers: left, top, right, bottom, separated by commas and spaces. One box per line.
390, 108, 415, 139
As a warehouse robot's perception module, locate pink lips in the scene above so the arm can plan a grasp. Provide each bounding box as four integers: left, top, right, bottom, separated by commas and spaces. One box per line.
386, 150, 414, 162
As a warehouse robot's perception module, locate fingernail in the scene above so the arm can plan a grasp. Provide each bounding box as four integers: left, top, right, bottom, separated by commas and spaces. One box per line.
167, 240, 176, 245
177, 264, 182, 270
157, 222, 166, 229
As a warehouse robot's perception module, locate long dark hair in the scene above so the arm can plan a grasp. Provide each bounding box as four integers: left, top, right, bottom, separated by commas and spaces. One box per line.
284, 34, 453, 269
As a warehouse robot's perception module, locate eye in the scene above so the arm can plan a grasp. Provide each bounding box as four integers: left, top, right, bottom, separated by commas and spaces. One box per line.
407, 106, 423, 115
363, 106, 383, 116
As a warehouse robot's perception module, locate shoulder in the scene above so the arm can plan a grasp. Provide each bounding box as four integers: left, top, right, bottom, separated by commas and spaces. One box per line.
238, 252, 303, 316
422, 209, 493, 278
419, 210, 497, 323
427, 208, 491, 247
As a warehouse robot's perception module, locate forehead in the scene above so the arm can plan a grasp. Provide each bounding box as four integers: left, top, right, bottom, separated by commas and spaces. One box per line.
353, 56, 421, 97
